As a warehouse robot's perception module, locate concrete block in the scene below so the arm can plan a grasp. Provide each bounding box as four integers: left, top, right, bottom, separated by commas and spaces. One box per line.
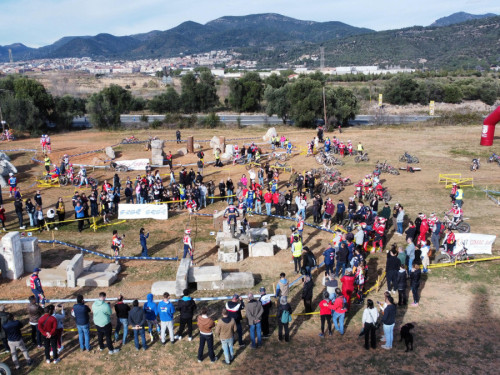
66, 254, 84, 288
57, 259, 93, 271
216, 231, 232, 246
89, 263, 121, 274
209, 136, 221, 149
105, 146, 115, 159
188, 266, 223, 282
77, 272, 117, 287
20, 237, 41, 273
197, 272, 254, 291
1, 232, 24, 279
25, 268, 67, 287
151, 281, 177, 296
248, 228, 269, 242
249, 242, 275, 257
151, 140, 164, 149
177, 147, 188, 156
0, 176, 6, 188
221, 153, 232, 161
219, 239, 240, 253
270, 235, 288, 250
175, 258, 191, 297
218, 249, 244, 263
263, 127, 277, 142
0, 152, 10, 161
194, 143, 201, 150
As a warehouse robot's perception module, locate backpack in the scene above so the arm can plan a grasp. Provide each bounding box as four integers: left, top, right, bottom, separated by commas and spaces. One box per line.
281, 309, 292, 324
197, 151, 204, 159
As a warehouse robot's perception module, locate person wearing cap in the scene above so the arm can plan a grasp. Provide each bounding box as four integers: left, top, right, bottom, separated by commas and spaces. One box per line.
245, 293, 263, 349
417, 214, 429, 244
259, 287, 272, 338
277, 296, 292, 342
30, 268, 45, 306
8, 173, 17, 198
225, 294, 245, 347
183, 229, 194, 262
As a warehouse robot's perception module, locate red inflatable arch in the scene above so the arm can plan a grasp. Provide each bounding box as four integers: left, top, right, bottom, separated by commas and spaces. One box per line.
481, 106, 500, 146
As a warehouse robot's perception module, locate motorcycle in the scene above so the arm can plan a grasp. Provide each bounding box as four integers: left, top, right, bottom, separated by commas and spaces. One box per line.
354, 152, 370, 163
399, 152, 419, 164
470, 158, 480, 172
487, 152, 500, 165
442, 212, 470, 233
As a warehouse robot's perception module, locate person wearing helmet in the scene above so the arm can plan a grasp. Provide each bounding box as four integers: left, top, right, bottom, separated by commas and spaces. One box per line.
183, 229, 193, 261
372, 217, 386, 253
347, 141, 353, 156
289, 226, 299, 246
324, 137, 331, 153
45, 135, 51, 153
417, 214, 429, 244
449, 204, 463, 223
50, 164, 60, 180
40, 135, 47, 153
8, 172, 17, 197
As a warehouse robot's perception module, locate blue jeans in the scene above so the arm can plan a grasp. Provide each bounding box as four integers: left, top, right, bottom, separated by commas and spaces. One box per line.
297, 208, 305, 218
77, 324, 91, 350
397, 222, 403, 234
265, 203, 272, 215
332, 311, 345, 335
183, 244, 193, 260
221, 337, 234, 364
259, 177, 264, 186
115, 318, 128, 344
227, 189, 233, 204
200, 195, 206, 208
336, 262, 346, 277
249, 322, 262, 348
325, 263, 334, 275
133, 328, 147, 350
408, 256, 414, 276
255, 200, 262, 214
383, 323, 394, 348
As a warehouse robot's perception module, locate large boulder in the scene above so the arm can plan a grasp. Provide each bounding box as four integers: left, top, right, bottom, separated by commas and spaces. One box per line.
105, 146, 115, 159
194, 143, 202, 150
0, 160, 17, 176
177, 147, 188, 156
209, 136, 221, 149
0, 175, 7, 187
0, 152, 10, 161
263, 127, 277, 141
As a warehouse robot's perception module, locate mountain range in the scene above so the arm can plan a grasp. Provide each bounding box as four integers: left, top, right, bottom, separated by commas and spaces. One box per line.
0, 12, 498, 69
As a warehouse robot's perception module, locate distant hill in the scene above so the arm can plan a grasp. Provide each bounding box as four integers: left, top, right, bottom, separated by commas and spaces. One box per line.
258, 16, 500, 70
0, 13, 373, 62
431, 11, 497, 27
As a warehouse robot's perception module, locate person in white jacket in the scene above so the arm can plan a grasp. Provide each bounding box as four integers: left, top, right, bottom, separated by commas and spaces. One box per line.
362, 299, 379, 350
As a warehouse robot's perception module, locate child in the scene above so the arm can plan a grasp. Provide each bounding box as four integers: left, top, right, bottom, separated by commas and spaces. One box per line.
354, 261, 365, 304
396, 264, 407, 306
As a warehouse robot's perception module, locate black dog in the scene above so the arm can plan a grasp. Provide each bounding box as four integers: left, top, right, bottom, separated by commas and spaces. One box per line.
400, 323, 414, 352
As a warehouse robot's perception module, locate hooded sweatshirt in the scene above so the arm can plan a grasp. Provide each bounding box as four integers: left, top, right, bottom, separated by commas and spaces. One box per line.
157, 300, 175, 322
92, 300, 112, 327
397, 269, 407, 291
144, 293, 158, 321
128, 306, 146, 328
177, 296, 196, 320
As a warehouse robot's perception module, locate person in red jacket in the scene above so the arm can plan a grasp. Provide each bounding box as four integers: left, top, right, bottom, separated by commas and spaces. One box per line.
418, 214, 429, 243
272, 191, 280, 214
38, 305, 60, 364
324, 288, 347, 335
372, 217, 386, 253
318, 291, 333, 337
341, 271, 356, 308
264, 190, 273, 216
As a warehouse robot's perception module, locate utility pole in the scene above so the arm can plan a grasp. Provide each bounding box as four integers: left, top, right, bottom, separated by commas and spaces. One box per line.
322, 86, 327, 129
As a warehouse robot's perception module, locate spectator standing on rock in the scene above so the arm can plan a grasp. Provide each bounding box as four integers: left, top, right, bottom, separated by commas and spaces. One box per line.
129, 300, 148, 351
277, 297, 292, 342
92, 292, 119, 355
197, 307, 217, 363
225, 294, 245, 347
176, 289, 196, 341
71, 294, 92, 351
246, 293, 263, 349
3, 312, 33, 369
215, 308, 236, 365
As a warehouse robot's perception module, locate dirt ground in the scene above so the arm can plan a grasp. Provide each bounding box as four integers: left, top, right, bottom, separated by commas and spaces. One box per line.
0, 123, 499, 374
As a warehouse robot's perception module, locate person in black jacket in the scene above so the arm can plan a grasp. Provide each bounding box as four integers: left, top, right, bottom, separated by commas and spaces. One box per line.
114, 295, 130, 344
302, 247, 316, 277
396, 265, 407, 306
386, 246, 401, 293
405, 221, 417, 242
302, 276, 314, 313
71, 295, 92, 351
277, 297, 292, 342
312, 195, 323, 224
410, 263, 422, 307
124, 183, 133, 203
3, 313, 33, 369
175, 289, 197, 341
225, 294, 245, 347
128, 300, 147, 350
14, 198, 25, 229
380, 295, 396, 350
336, 242, 349, 277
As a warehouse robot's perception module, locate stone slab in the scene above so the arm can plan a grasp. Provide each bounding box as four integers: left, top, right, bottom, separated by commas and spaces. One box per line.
25, 268, 67, 287
20, 237, 41, 273
151, 281, 177, 296
248, 228, 269, 242
105, 146, 115, 159
0, 152, 10, 161
175, 258, 191, 297
188, 266, 223, 282
1, 231, 24, 279
194, 143, 201, 150
209, 136, 221, 149
218, 249, 244, 263
216, 231, 232, 246
57, 259, 93, 271
88, 263, 121, 274
197, 272, 254, 291
66, 254, 84, 288
219, 239, 240, 253
270, 235, 288, 250
76, 272, 117, 287
151, 140, 164, 149
249, 242, 274, 257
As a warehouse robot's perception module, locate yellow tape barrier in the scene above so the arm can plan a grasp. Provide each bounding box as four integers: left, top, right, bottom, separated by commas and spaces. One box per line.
445, 178, 474, 188
428, 255, 500, 268
438, 173, 461, 183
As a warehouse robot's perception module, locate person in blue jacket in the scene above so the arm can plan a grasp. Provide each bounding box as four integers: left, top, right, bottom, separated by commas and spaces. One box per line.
139, 228, 149, 257
143, 293, 160, 343
157, 292, 176, 344
323, 245, 335, 276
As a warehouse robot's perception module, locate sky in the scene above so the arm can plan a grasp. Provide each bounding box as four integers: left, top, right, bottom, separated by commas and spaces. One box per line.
0, 0, 498, 47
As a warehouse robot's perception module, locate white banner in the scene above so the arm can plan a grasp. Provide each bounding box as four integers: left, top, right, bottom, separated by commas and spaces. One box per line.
115, 159, 150, 171
453, 233, 496, 255
118, 204, 168, 220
